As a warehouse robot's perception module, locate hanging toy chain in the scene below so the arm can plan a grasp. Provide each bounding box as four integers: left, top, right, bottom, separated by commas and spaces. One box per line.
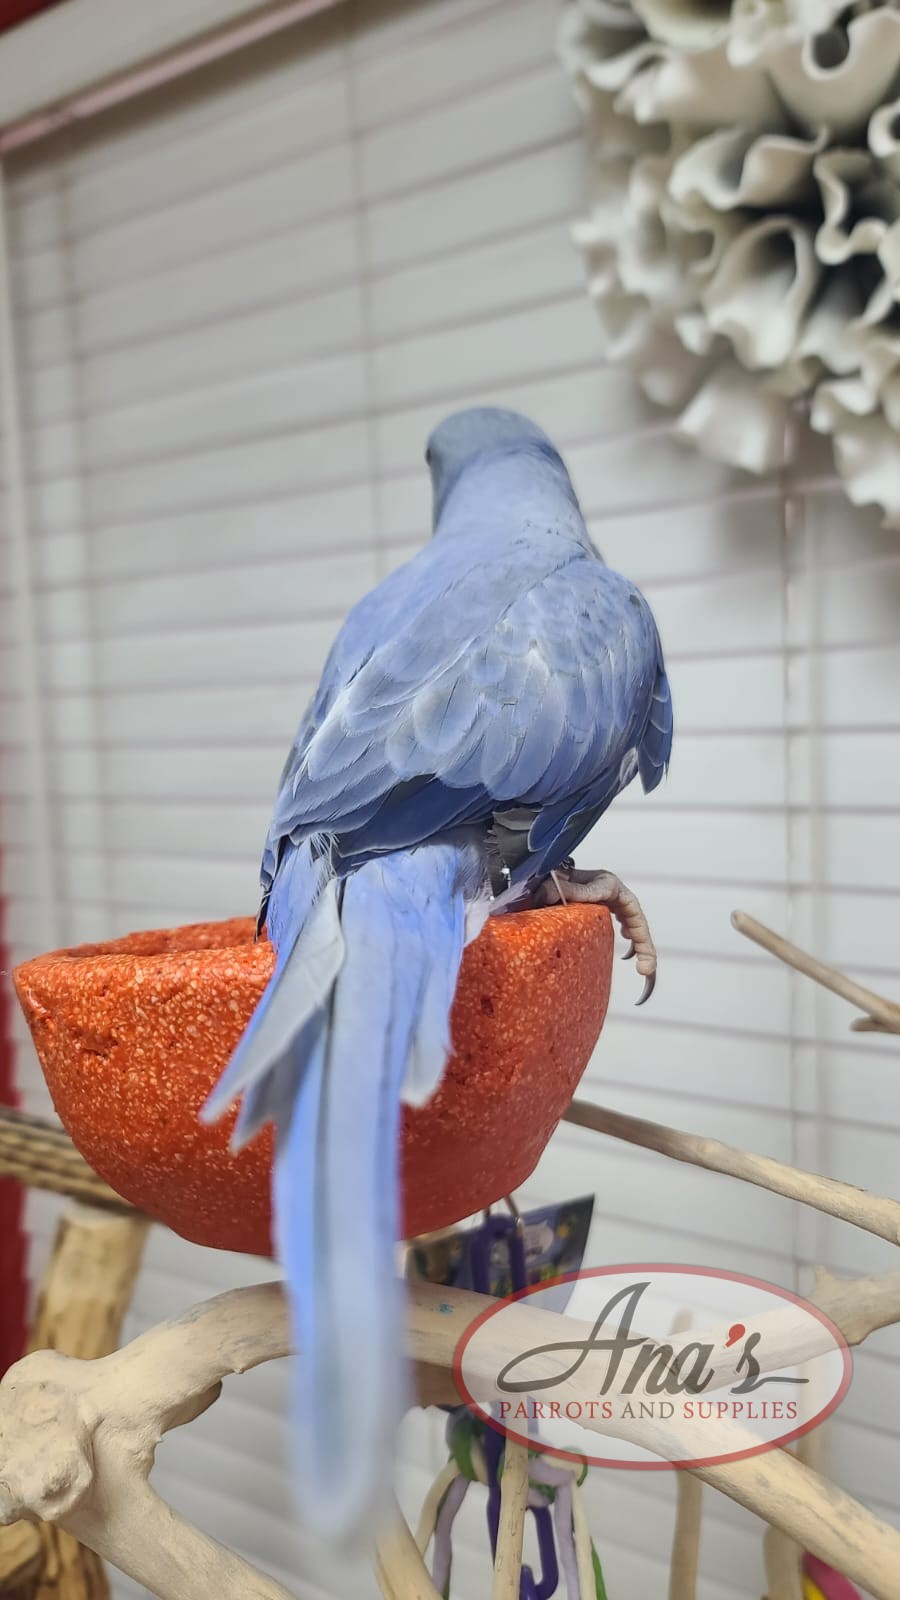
414, 1204, 609, 1599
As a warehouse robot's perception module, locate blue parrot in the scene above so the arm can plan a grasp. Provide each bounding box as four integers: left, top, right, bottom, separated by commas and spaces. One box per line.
203, 407, 672, 1539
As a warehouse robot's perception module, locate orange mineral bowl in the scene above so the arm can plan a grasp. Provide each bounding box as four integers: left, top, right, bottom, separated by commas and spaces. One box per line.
13, 905, 613, 1254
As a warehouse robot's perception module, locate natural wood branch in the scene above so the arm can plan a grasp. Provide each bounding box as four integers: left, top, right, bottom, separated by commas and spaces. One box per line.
0, 1280, 295, 1600
0, 1521, 41, 1592
5, 1274, 898, 1600
0, 1107, 139, 1214
18, 1523, 108, 1600
764, 1524, 804, 1600
375, 1506, 441, 1600
807, 1266, 900, 1345
0, 1203, 148, 1600
23, 1205, 148, 1362
3, 1104, 900, 1597
668, 1313, 702, 1600
732, 910, 900, 1034
563, 1098, 900, 1247
696, 1451, 898, 1595
670, 1469, 703, 1600
761, 1293, 834, 1600
492, 1440, 529, 1600
405, 1279, 900, 1600
849, 1014, 900, 1034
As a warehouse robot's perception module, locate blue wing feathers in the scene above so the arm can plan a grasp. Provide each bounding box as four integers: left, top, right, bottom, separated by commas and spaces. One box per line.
273, 565, 663, 861
638, 664, 673, 794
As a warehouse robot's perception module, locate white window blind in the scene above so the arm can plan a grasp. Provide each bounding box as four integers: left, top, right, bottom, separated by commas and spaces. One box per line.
2, 0, 899, 1594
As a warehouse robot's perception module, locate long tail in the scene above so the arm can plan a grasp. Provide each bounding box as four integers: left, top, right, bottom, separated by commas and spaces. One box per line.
205, 837, 488, 1538
202, 842, 342, 1142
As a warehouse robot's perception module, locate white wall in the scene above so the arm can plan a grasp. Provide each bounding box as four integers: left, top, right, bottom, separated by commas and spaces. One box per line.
1, 0, 899, 1594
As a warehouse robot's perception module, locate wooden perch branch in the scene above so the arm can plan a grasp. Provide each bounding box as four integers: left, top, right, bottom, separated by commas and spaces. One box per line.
375, 1506, 442, 1600
0, 1274, 435, 1600
4, 986, 900, 1597
492, 1440, 529, 1600
408, 1279, 900, 1600
763, 1527, 804, 1600
5, 1273, 900, 1600
0, 1282, 295, 1600
563, 1098, 900, 1247
0, 1201, 149, 1600
670, 1447, 704, 1600
732, 910, 900, 1035
0, 1521, 42, 1592
0, 1107, 138, 1215
668, 1313, 702, 1600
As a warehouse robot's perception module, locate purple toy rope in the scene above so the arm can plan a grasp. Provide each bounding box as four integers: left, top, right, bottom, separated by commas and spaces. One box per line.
431, 1474, 470, 1596
527, 1456, 578, 1489
521, 1564, 540, 1599
472, 1216, 515, 1564
553, 1479, 582, 1599
472, 1210, 564, 1598
484, 1421, 503, 1557
533, 1503, 560, 1600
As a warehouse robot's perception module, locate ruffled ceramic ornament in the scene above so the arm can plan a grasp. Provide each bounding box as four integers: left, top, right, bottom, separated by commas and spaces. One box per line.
13, 906, 613, 1255
560, 0, 900, 524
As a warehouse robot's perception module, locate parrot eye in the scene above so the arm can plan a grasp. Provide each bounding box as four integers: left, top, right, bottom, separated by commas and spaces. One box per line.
425, 446, 433, 466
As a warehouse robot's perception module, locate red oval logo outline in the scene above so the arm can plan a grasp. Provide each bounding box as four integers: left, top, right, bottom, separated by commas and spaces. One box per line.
452, 1262, 853, 1471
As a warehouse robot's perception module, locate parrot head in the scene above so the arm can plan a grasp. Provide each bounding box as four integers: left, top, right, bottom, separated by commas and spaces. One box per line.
425, 406, 559, 524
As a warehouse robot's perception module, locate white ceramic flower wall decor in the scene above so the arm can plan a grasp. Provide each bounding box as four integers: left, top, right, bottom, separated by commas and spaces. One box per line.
559, 0, 900, 524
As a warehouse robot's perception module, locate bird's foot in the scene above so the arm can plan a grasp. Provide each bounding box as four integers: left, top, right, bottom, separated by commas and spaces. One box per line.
536, 867, 657, 1006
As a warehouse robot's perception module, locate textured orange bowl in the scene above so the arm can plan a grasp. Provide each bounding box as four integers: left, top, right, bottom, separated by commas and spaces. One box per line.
13, 906, 613, 1254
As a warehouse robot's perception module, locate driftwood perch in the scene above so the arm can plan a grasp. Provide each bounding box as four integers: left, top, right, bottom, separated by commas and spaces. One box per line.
3, 1116, 900, 1597
0, 1521, 42, 1592
563, 1098, 900, 1246
2, 1272, 900, 1600
732, 910, 900, 1035
375, 1506, 442, 1600
0, 1202, 148, 1600
0, 1281, 294, 1600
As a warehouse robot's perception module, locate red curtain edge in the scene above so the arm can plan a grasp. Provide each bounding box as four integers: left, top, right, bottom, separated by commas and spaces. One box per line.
0, 894, 27, 1375
0, 0, 67, 34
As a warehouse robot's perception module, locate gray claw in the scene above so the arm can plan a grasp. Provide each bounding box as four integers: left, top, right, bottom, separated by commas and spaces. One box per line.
622, 942, 636, 961
636, 971, 656, 1007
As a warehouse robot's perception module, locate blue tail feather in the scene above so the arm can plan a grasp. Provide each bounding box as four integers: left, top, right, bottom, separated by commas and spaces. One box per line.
210, 839, 485, 1539
201, 844, 340, 1133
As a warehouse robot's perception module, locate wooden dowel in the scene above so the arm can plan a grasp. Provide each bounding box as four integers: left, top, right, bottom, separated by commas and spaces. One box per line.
764, 1525, 804, 1600
375, 1506, 442, 1600
492, 1440, 529, 1600
668, 1313, 702, 1600
563, 1099, 900, 1247
670, 1473, 703, 1600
